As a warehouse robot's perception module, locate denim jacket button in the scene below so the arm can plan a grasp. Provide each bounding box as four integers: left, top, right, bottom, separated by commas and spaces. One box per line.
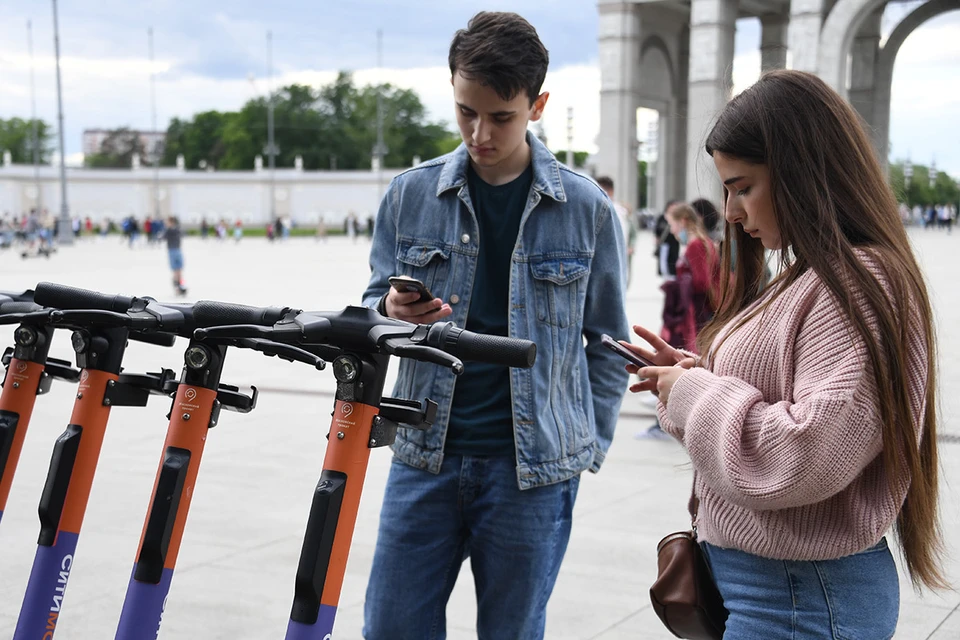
450, 294, 461, 304
460, 233, 470, 244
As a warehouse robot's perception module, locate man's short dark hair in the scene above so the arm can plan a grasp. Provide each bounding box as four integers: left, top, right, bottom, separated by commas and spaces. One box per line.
448, 12, 549, 105
596, 176, 614, 191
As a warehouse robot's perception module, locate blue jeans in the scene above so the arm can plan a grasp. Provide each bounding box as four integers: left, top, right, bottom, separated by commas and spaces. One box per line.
363, 455, 579, 640
701, 538, 900, 639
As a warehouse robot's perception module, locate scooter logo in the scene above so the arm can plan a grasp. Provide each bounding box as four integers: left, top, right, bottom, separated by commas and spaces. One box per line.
45, 553, 73, 637
155, 595, 168, 638
341, 403, 354, 418
80, 371, 89, 383
15, 361, 27, 373
184, 388, 197, 401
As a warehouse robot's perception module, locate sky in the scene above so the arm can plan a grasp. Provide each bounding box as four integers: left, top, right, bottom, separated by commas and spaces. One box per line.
0, 0, 957, 177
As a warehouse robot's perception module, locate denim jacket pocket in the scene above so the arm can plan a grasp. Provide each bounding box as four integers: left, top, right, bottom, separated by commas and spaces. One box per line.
396, 239, 452, 296
529, 256, 590, 327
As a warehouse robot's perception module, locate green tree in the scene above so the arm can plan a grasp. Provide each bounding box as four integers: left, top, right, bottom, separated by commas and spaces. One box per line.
0, 117, 52, 163
552, 150, 590, 168
354, 82, 457, 168
436, 135, 463, 155
890, 161, 960, 207
162, 111, 235, 169
85, 128, 145, 168
161, 73, 456, 172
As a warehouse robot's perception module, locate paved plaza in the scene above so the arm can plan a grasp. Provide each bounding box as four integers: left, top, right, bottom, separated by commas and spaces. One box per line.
0, 230, 958, 639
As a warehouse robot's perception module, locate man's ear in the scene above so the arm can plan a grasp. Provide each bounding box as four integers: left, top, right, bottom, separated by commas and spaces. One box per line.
530, 91, 549, 121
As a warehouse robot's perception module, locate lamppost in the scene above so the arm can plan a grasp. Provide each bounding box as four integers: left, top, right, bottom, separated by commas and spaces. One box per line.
52, 0, 72, 245
929, 159, 937, 191
264, 30, 279, 223
372, 29, 388, 200
148, 27, 161, 221
27, 20, 42, 213
903, 158, 913, 207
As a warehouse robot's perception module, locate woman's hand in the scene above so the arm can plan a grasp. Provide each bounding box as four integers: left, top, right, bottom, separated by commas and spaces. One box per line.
630, 366, 687, 406
624, 324, 695, 406
620, 324, 688, 371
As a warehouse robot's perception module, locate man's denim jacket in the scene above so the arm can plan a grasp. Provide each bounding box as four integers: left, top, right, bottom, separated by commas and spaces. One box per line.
362, 133, 630, 489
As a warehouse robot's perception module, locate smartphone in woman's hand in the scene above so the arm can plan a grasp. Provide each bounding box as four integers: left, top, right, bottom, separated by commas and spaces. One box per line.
601, 334, 657, 368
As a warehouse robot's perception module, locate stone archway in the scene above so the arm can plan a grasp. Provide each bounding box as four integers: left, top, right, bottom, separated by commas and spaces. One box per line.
638, 35, 676, 209
818, 0, 887, 93
596, 1, 688, 210
873, 0, 960, 170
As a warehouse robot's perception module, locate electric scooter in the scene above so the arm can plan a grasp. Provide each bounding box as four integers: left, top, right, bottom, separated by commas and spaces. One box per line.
11, 284, 181, 639
0, 290, 79, 527
194, 305, 536, 639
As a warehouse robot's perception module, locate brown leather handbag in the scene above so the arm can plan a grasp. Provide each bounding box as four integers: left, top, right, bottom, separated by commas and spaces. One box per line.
649, 497, 727, 639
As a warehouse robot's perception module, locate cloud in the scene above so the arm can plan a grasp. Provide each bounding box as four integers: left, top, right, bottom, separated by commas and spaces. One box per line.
1, 5, 957, 178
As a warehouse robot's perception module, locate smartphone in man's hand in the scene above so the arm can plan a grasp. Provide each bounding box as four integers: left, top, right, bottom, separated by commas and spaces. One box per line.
388, 275, 435, 302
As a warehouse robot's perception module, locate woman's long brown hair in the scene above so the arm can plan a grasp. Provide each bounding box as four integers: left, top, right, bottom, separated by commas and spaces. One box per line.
701, 69, 947, 590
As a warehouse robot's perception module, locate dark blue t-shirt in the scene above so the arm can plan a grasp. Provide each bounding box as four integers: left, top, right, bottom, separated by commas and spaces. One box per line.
444, 163, 533, 457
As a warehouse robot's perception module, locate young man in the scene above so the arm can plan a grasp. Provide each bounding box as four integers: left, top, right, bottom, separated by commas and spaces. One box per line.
164, 216, 187, 296
361, 12, 630, 639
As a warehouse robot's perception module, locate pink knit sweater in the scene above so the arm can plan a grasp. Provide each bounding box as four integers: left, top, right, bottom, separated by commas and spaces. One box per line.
658, 257, 927, 560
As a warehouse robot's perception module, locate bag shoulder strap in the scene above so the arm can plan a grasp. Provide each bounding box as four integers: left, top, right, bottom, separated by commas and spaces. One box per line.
688, 472, 700, 534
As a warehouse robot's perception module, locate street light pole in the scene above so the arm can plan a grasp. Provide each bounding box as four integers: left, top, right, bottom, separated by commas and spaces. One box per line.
265, 30, 278, 223
148, 27, 161, 221
373, 29, 388, 200
27, 19, 42, 214
903, 158, 913, 207
51, 0, 72, 245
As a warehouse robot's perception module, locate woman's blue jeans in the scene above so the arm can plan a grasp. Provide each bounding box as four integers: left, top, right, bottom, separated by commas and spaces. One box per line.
702, 538, 900, 639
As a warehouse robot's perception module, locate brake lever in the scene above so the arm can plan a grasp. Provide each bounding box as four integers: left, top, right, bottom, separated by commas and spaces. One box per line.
49, 309, 132, 327
384, 339, 464, 375
298, 342, 344, 363
0, 310, 53, 325
238, 338, 327, 370
194, 324, 276, 341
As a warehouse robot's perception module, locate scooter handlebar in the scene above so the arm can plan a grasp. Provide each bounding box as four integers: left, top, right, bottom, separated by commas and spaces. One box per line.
0, 289, 36, 304
191, 300, 291, 328
431, 325, 536, 369
0, 301, 42, 315
34, 282, 135, 313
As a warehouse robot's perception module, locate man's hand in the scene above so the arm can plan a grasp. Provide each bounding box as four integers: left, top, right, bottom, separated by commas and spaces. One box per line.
385, 287, 453, 324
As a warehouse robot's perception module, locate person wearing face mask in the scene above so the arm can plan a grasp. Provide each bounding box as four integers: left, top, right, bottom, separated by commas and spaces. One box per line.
621, 70, 948, 638
638, 203, 718, 441
667, 203, 720, 341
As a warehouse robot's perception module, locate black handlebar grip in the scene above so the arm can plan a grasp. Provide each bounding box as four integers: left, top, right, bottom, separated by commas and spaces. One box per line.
34, 282, 135, 312
191, 300, 289, 328
444, 328, 536, 369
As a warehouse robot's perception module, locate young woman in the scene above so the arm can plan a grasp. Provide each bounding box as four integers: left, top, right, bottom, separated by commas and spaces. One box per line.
662, 203, 719, 348
624, 69, 947, 638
